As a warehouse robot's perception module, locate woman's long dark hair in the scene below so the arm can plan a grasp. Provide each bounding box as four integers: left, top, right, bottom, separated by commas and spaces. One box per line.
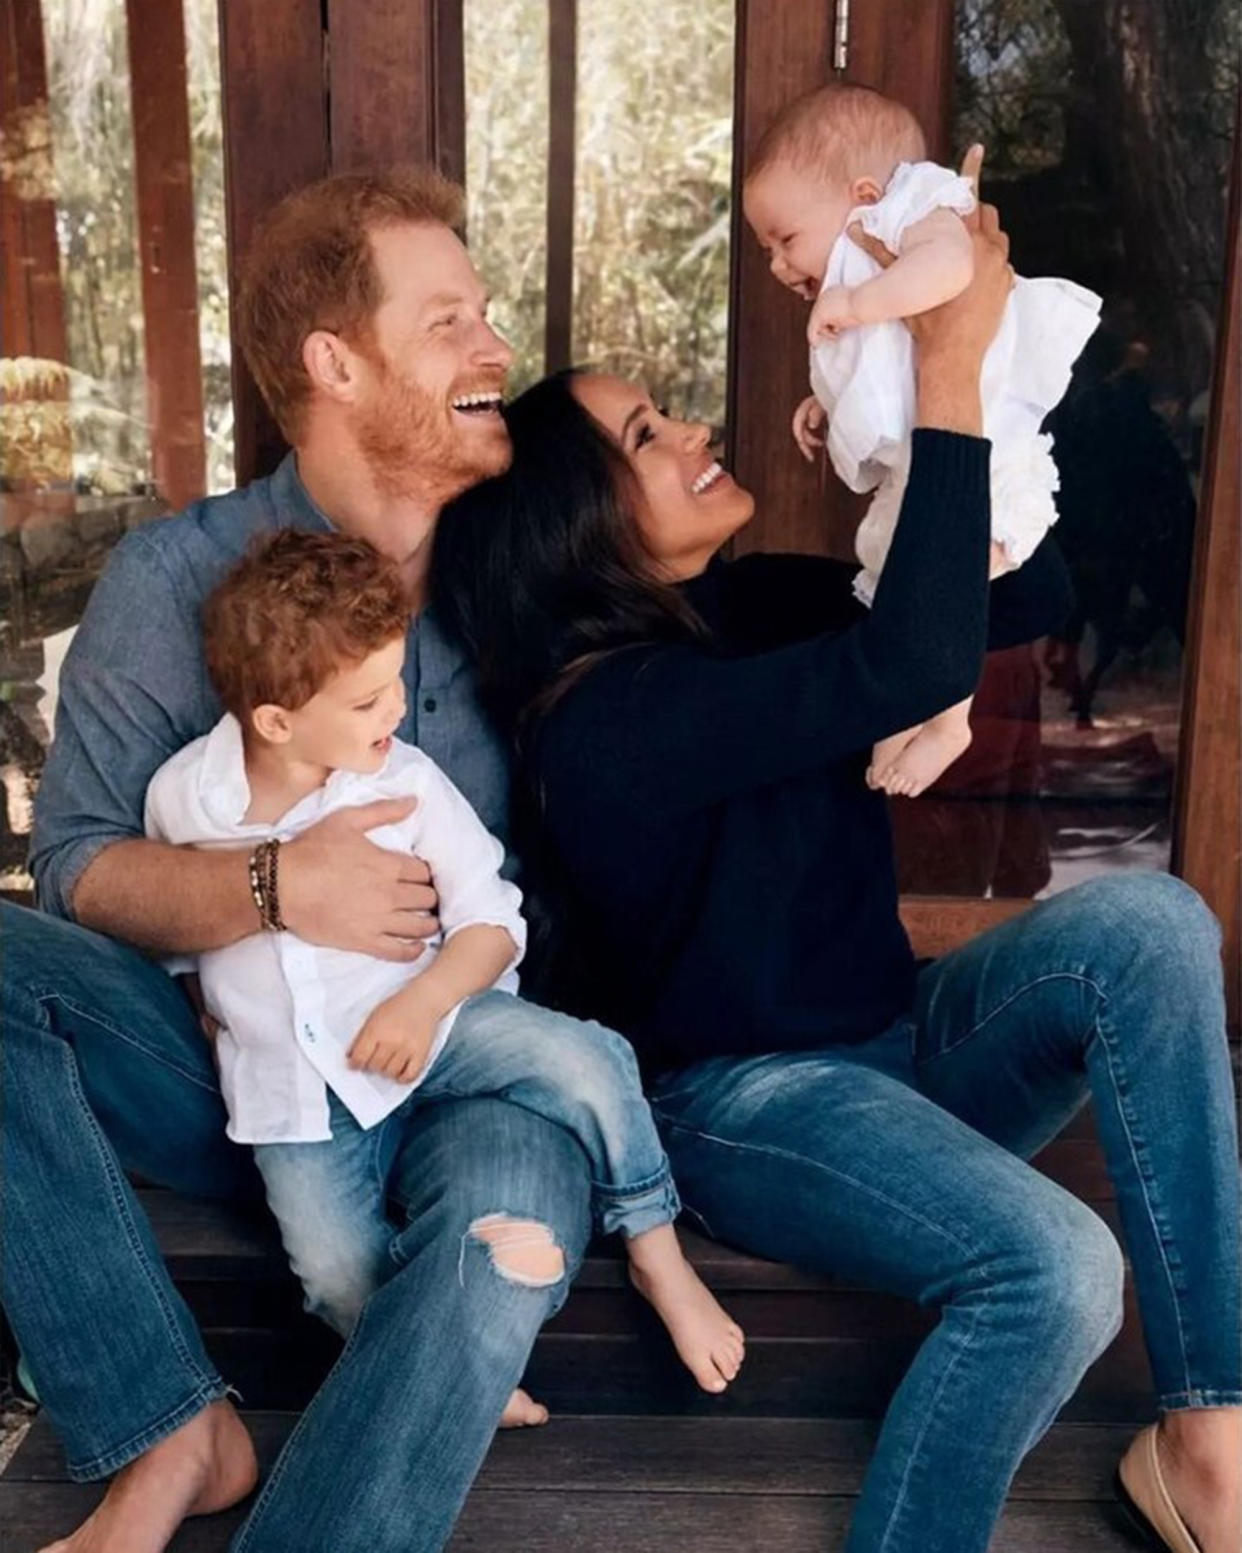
431, 369, 707, 741
431, 369, 710, 1010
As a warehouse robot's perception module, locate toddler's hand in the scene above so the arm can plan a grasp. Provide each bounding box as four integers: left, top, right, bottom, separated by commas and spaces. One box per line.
348, 990, 439, 1084
808, 285, 863, 344
792, 395, 827, 463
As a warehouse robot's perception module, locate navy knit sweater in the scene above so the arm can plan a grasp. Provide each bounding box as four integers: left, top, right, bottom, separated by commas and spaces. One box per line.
529, 431, 1073, 1074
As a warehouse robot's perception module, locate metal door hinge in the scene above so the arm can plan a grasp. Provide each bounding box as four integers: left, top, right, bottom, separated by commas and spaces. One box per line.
834, 0, 850, 71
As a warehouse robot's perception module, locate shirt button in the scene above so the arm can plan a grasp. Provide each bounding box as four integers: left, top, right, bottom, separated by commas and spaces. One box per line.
423, 697, 437, 713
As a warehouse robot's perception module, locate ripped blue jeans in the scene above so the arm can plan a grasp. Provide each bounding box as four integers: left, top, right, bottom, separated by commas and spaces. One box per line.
256, 989, 679, 1335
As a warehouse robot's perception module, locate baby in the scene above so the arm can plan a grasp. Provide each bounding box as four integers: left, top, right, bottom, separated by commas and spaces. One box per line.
744, 83, 1100, 796
144, 528, 744, 1409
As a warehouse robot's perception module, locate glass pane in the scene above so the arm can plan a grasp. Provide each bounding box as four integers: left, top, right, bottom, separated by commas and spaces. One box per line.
463, 0, 550, 397
893, 0, 1239, 899
573, 0, 735, 430
0, 0, 228, 899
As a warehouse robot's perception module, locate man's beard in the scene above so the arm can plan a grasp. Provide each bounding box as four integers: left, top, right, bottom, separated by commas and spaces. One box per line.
353, 357, 510, 506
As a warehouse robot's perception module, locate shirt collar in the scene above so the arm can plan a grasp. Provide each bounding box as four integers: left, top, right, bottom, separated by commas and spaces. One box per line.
268, 452, 336, 535
199, 713, 255, 829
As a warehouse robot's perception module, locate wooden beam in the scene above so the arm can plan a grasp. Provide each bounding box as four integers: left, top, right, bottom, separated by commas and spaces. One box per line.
125, 0, 206, 510
218, 0, 328, 485
325, 0, 465, 178
727, 0, 955, 563
1172, 99, 1241, 1022
544, 0, 576, 374
0, 0, 67, 365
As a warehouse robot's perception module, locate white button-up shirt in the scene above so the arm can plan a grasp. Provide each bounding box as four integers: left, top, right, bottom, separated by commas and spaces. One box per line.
144, 714, 525, 1144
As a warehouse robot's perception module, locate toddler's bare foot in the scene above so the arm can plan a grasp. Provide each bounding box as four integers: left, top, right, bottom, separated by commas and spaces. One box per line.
39, 1401, 257, 1553
628, 1225, 744, 1394
873, 718, 972, 797
499, 1387, 549, 1428
867, 727, 921, 790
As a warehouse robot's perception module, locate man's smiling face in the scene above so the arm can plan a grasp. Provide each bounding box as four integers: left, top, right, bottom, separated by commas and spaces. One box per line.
348, 222, 515, 506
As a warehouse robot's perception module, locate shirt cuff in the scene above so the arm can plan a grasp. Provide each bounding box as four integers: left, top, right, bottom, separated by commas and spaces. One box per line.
33, 833, 121, 922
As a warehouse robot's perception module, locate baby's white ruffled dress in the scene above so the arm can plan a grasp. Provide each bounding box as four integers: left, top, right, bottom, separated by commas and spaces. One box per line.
809, 160, 1101, 605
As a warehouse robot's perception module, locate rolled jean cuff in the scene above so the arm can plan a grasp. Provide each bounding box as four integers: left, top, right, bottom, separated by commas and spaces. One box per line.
64, 1377, 233, 1482
1158, 1388, 1242, 1413
596, 1167, 682, 1239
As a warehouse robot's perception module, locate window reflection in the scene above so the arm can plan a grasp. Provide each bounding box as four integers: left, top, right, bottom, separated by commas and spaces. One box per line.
895, 0, 1238, 898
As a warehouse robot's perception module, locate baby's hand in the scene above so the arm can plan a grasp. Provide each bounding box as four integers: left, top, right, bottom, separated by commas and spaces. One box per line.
792, 395, 827, 463
808, 284, 864, 344
347, 988, 439, 1084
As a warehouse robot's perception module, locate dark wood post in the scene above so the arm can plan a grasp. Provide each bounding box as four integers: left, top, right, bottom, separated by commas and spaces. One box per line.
217, 0, 328, 485
1172, 102, 1241, 1023
544, 0, 576, 374
125, 0, 206, 510
0, 0, 67, 367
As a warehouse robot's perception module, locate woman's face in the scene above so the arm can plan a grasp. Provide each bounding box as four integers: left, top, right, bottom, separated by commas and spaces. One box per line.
571, 374, 755, 580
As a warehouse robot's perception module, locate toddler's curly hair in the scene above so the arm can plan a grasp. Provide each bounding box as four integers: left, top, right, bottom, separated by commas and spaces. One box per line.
203, 529, 410, 719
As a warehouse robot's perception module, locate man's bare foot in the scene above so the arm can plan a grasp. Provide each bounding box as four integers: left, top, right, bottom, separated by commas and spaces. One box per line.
499, 1387, 549, 1429
866, 727, 921, 790
627, 1225, 744, 1394
873, 716, 972, 797
1155, 1410, 1242, 1553
38, 1401, 257, 1553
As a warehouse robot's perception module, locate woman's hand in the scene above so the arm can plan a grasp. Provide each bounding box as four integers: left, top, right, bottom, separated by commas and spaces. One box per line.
847, 145, 1013, 436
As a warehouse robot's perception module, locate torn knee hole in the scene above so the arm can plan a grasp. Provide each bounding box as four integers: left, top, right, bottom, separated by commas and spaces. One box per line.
467, 1214, 565, 1287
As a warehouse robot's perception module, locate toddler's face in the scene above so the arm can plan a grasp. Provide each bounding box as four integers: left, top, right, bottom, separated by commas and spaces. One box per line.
743, 161, 855, 301
278, 636, 408, 776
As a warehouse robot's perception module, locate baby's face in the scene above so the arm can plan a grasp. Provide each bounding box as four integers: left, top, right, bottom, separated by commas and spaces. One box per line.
743, 161, 855, 300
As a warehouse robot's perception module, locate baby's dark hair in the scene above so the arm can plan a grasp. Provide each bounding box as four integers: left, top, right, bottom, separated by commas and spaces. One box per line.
747, 83, 925, 188
202, 528, 410, 719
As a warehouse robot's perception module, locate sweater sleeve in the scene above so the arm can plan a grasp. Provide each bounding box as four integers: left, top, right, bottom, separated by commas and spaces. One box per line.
539, 429, 991, 821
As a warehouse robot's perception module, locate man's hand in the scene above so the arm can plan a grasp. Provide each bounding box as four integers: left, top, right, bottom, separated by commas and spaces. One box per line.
347, 986, 440, 1084
280, 798, 441, 963
792, 395, 828, 462
807, 284, 864, 344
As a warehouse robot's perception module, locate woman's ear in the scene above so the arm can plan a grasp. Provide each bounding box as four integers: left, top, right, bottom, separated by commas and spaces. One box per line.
302, 330, 361, 406
850, 176, 885, 207
251, 703, 293, 745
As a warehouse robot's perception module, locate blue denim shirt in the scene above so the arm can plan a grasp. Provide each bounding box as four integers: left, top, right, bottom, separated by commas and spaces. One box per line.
29, 454, 511, 920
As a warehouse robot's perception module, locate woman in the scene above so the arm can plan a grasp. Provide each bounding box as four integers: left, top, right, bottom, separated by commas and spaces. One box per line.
432, 199, 1241, 1553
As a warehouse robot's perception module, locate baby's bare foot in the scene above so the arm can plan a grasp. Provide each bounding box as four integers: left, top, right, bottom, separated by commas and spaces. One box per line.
628, 1226, 744, 1394
499, 1387, 549, 1429
39, 1401, 257, 1553
867, 727, 921, 790
874, 718, 972, 797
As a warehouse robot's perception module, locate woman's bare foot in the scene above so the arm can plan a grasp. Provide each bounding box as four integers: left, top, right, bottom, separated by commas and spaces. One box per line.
38, 1401, 257, 1553
1155, 1409, 1242, 1553
627, 1224, 744, 1394
499, 1387, 549, 1428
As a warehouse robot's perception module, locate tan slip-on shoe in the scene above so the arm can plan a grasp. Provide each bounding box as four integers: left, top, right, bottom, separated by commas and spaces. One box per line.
1115, 1424, 1203, 1553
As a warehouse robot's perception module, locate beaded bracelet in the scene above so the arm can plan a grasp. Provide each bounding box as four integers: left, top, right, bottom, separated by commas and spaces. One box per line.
246, 839, 288, 932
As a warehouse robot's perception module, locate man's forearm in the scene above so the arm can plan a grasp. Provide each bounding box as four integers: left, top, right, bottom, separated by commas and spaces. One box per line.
73, 838, 259, 954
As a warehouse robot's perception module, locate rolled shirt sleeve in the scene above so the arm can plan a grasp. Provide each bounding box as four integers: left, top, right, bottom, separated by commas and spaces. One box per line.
28, 527, 220, 920
406, 759, 527, 973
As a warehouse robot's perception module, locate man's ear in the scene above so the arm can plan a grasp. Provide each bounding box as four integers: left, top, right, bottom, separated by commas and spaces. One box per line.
251, 703, 294, 745
850, 176, 884, 207
302, 330, 361, 406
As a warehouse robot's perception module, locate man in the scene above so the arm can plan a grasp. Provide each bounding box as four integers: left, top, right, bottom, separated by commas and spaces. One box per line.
3, 168, 593, 1553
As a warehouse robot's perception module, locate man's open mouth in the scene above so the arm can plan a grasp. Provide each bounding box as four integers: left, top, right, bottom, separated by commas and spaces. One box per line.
451, 392, 504, 417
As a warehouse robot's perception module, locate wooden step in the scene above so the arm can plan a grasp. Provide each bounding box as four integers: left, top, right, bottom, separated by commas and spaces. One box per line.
0, 1414, 1150, 1552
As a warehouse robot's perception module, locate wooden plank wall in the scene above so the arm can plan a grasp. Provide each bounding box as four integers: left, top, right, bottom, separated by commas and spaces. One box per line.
125, 0, 206, 510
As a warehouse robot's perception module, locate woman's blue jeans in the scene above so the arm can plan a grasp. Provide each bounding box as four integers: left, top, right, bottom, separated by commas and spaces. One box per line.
649, 873, 1241, 1553
0, 902, 593, 1553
